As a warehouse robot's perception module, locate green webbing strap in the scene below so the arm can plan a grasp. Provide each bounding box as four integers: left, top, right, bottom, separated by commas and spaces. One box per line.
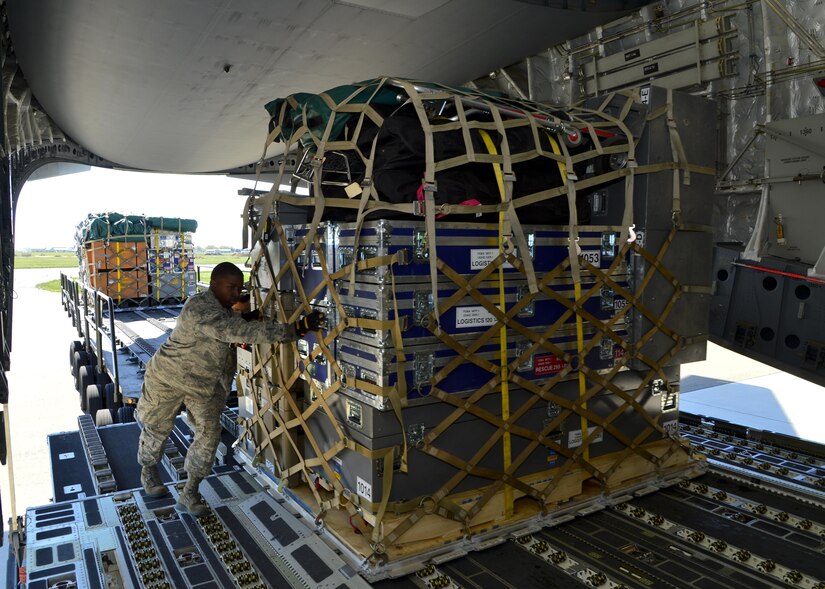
348, 123, 383, 291
398, 80, 442, 325
486, 100, 540, 296
454, 97, 475, 162
387, 268, 409, 471
666, 88, 691, 225
424, 187, 440, 324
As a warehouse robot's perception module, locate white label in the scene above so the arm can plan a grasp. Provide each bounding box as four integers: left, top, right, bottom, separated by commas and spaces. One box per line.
581, 250, 601, 266
662, 420, 679, 435
345, 182, 362, 198
356, 476, 373, 502
239, 395, 254, 419
455, 305, 498, 329
470, 248, 514, 270
63, 484, 82, 494
640, 86, 651, 104
568, 427, 604, 448
58, 452, 75, 460
613, 298, 628, 311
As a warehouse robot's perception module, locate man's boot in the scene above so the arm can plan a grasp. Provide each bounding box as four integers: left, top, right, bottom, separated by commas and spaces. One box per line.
141, 465, 169, 498
176, 477, 210, 516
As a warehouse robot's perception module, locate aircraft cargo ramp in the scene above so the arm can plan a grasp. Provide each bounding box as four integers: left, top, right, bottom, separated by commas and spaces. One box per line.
16, 412, 825, 589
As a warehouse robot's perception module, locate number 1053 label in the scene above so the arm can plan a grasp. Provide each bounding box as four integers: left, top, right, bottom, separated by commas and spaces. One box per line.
581, 250, 600, 266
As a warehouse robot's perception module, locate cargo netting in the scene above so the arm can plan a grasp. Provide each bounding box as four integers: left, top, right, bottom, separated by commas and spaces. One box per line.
75, 213, 198, 306
236, 78, 715, 564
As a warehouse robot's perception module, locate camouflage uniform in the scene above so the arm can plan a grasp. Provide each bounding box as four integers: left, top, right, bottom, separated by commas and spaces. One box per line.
136, 288, 295, 479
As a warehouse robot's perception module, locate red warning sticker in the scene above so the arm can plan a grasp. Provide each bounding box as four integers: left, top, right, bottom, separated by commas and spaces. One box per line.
534, 353, 566, 376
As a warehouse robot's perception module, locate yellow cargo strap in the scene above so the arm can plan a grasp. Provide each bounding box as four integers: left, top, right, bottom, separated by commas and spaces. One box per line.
546, 133, 591, 463
478, 129, 514, 518
180, 225, 186, 299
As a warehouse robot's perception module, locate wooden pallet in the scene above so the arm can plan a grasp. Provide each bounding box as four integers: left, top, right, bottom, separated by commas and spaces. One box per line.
289, 438, 701, 563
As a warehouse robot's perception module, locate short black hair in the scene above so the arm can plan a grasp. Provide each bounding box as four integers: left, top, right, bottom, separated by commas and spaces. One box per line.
211, 262, 243, 281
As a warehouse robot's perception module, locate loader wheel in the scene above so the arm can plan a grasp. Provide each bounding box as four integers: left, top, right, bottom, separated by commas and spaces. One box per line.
77, 365, 95, 396
94, 368, 111, 388
69, 341, 82, 372
103, 383, 119, 410
72, 351, 89, 379
82, 383, 100, 413
87, 385, 102, 417
117, 405, 136, 424
95, 409, 114, 427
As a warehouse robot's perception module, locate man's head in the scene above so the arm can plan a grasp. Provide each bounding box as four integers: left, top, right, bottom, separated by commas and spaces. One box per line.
209, 262, 244, 308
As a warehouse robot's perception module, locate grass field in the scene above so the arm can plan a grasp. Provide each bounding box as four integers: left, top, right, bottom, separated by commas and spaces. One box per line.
15, 251, 248, 270
198, 269, 251, 284
14, 251, 77, 269
35, 279, 62, 293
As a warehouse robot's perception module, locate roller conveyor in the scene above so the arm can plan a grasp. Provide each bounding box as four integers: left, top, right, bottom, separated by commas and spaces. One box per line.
20, 414, 825, 589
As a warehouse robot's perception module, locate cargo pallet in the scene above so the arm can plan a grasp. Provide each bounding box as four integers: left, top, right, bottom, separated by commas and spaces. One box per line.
228, 81, 720, 575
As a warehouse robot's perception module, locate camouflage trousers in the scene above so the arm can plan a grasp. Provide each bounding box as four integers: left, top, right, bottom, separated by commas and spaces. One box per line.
136, 378, 227, 479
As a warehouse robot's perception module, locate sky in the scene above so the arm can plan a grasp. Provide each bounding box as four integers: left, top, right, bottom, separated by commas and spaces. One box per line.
15, 166, 272, 250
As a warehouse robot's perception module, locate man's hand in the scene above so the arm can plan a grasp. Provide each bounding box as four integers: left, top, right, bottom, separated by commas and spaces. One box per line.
294, 310, 326, 337
241, 309, 261, 322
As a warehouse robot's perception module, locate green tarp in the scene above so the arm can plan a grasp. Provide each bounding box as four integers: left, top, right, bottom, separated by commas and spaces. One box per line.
264, 78, 507, 148
264, 80, 401, 147
144, 217, 199, 233
77, 213, 197, 243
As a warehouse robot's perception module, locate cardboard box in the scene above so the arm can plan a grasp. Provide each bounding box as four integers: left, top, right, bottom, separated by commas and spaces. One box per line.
88, 269, 149, 299
85, 241, 147, 271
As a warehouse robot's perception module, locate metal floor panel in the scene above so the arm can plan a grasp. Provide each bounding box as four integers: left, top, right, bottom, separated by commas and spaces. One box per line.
700, 471, 825, 522
22, 470, 370, 589
96, 423, 159, 490
446, 541, 586, 589
29, 416, 825, 589
634, 489, 825, 579
48, 431, 96, 502
551, 509, 764, 589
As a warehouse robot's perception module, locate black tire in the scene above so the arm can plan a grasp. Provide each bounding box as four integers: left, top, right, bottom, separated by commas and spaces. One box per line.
95, 368, 112, 388
72, 351, 89, 378
82, 383, 101, 413
77, 365, 96, 395
69, 341, 82, 371
87, 384, 102, 417
103, 383, 120, 410
117, 405, 136, 424
95, 409, 114, 427
87, 350, 97, 369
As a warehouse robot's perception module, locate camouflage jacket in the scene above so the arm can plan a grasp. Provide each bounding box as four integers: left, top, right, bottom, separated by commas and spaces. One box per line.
144, 289, 296, 398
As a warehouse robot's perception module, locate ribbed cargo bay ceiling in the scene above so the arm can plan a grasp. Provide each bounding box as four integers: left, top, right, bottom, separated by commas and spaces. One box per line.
6, 0, 646, 173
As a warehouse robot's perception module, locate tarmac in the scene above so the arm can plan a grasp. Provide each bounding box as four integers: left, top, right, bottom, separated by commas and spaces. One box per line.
1, 268, 84, 522
681, 343, 825, 444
